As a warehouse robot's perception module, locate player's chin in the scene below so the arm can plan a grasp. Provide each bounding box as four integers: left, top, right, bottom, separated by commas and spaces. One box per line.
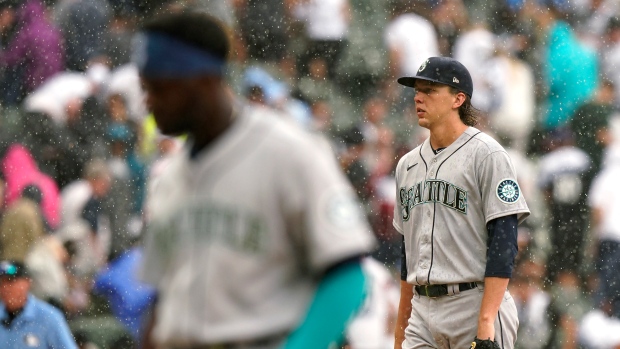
152, 117, 177, 135
154, 122, 181, 136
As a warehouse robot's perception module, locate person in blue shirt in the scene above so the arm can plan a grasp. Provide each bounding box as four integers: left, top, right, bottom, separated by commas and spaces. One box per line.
0, 260, 77, 349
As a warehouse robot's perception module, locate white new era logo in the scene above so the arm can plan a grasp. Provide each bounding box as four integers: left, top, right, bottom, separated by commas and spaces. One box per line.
453, 77, 460, 83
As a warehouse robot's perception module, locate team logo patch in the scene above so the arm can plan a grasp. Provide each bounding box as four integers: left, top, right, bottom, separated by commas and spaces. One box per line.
326, 192, 364, 229
496, 179, 520, 204
418, 59, 429, 72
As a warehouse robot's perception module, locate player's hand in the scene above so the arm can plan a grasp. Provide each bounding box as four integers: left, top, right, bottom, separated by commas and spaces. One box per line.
469, 337, 501, 349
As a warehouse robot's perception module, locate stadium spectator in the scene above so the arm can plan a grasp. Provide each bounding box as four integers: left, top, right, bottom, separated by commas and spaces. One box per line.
293, 0, 351, 79
60, 159, 112, 275
0, 260, 77, 349
537, 128, 591, 284
1, 144, 61, 229
571, 79, 617, 187
0, 0, 64, 105
383, 0, 438, 80
54, 0, 111, 72
486, 36, 536, 153
588, 142, 620, 318
601, 17, 620, 109
0, 185, 46, 262
521, 0, 598, 129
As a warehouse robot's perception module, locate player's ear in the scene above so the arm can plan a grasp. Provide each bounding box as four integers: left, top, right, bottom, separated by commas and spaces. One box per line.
452, 92, 466, 109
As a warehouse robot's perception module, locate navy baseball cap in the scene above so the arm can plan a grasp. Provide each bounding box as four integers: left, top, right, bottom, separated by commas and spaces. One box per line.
0, 261, 29, 279
397, 57, 474, 98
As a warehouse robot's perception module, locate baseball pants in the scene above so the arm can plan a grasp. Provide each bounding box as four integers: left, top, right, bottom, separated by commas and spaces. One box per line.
402, 283, 519, 349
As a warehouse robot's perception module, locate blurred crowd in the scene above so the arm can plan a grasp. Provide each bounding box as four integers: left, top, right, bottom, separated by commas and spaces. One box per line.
1, 0, 620, 348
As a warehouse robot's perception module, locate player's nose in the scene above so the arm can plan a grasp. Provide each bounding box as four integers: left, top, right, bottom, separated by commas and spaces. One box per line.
414, 90, 423, 104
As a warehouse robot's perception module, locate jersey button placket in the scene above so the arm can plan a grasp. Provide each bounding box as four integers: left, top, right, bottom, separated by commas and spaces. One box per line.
430, 158, 438, 176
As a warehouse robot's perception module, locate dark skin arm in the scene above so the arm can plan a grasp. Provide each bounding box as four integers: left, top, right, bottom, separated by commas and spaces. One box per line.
141, 299, 157, 349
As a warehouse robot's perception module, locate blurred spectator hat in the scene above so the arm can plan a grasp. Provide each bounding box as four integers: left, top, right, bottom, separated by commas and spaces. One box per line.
398, 57, 474, 98
0, 261, 29, 279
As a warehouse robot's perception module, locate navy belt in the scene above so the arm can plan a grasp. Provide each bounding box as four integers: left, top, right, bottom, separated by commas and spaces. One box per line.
415, 282, 478, 298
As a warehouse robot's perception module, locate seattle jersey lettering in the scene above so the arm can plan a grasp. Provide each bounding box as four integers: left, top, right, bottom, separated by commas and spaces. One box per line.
151, 203, 268, 260
399, 179, 468, 220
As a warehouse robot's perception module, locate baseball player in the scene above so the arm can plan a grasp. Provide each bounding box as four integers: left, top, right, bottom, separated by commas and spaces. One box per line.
134, 12, 376, 349
392, 57, 530, 349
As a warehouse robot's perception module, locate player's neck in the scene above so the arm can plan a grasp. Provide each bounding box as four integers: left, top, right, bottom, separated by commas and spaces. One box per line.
190, 94, 235, 156
428, 120, 469, 150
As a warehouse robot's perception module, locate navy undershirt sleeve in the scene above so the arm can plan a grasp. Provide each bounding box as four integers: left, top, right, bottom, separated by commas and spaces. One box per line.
401, 235, 407, 281
485, 214, 518, 278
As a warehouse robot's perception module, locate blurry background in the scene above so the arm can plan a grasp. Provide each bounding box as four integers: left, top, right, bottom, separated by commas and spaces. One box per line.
0, 0, 619, 348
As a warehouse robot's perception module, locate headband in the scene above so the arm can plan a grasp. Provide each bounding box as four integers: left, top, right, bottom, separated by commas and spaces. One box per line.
132, 31, 225, 78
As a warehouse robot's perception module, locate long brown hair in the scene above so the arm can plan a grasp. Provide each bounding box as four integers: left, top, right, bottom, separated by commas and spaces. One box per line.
449, 87, 480, 127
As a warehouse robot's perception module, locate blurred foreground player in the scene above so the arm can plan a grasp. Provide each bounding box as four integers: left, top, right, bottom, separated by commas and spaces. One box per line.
135, 12, 376, 349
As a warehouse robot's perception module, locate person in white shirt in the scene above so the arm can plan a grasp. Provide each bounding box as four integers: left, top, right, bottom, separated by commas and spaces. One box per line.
589, 143, 620, 319
294, 0, 351, 79
580, 306, 620, 349
453, 25, 496, 113
384, 2, 439, 80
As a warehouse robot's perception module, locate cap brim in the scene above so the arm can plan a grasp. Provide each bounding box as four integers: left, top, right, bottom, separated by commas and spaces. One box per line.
397, 76, 417, 87
397, 76, 472, 97
397, 76, 444, 88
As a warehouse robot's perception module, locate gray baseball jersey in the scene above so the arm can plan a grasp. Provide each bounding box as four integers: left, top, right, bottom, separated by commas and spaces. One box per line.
140, 104, 376, 346
393, 127, 530, 285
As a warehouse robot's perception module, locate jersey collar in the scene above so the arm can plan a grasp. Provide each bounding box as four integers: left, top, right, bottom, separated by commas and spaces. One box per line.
420, 127, 480, 161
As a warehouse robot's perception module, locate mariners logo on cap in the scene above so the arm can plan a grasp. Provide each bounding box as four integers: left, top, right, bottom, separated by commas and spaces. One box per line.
496, 179, 520, 204
418, 60, 429, 72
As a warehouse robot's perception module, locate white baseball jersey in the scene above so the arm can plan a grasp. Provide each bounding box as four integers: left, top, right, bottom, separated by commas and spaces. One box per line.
393, 127, 529, 285
140, 104, 376, 346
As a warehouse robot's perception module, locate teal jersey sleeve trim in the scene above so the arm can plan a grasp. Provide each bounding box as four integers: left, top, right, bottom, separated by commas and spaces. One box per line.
281, 259, 367, 349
